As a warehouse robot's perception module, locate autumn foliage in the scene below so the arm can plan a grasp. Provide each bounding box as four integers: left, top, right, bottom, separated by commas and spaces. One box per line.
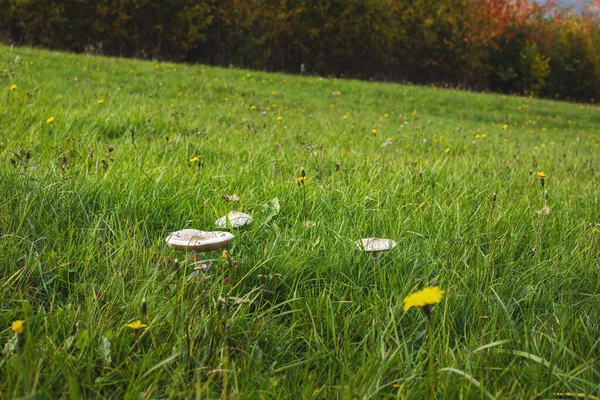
1, 0, 599, 100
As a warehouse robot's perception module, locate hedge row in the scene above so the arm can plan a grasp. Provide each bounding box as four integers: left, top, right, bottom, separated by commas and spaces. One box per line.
2, 0, 600, 101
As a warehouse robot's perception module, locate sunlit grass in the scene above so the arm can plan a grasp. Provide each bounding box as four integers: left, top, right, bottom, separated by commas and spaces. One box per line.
1, 46, 599, 398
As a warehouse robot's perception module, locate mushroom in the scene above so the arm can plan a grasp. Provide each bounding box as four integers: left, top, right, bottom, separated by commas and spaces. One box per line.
355, 237, 397, 262
215, 211, 253, 229
166, 229, 234, 269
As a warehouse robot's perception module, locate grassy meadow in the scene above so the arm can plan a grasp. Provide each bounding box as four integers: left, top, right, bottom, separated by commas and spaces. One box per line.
1, 46, 599, 399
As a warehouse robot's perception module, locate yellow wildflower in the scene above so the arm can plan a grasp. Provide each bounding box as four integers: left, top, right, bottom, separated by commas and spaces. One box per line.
189, 155, 202, 163
444, 148, 450, 153
46, 116, 55, 124
9, 84, 17, 91
537, 171, 546, 180
403, 286, 444, 312
538, 171, 546, 186
97, 99, 104, 104
125, 320, 147, 330
250, 105, 256, 111
372, 129, 377, 135
12, 320, 23, 334
277, 115, 282, 121
296, 176, 306, 186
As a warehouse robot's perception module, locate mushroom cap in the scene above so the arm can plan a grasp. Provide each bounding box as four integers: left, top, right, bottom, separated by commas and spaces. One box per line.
215, 211, 253, 229
166, 229, 234, 252
355, 237, 397, 253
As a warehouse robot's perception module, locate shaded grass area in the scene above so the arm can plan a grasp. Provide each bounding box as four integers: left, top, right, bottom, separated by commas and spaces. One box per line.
1, 46, 599, 398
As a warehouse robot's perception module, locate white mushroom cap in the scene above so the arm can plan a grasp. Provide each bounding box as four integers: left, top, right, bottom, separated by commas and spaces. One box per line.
355, 237, 397, 253
166, 229, 234, 252
215, 211, 253, 229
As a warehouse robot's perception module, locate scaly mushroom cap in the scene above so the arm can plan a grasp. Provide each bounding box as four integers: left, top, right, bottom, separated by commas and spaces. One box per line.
215, 211, 253, 229
355, 237, 397, 253
166, 229, 234, 252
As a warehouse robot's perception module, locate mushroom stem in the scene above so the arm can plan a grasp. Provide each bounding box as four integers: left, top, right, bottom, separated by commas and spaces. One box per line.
371, 252, 380, 267
192, 250, 202, 266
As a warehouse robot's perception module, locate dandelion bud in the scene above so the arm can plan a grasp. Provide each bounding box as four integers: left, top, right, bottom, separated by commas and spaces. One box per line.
545, 190, 548, 200
141, 298, 147, 316
300, 167, 306, 177
492, 192, 497, 203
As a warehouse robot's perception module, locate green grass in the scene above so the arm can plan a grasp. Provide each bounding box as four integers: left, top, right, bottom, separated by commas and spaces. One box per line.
1, 45, 599, 399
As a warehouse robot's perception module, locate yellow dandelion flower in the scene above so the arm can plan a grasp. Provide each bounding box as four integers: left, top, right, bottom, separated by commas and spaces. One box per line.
538, 171, 546, 180
9, 84, 17, 91
384, 114, 389, 118
444, 148, 450, 153
12, 320, 24, 334
250, 105, 256, 111
343, 115, 348, 120
125, 320, 147, 330
296, 176, 306, 186
46, 116, 55, 124
189, 155, 201, 163
372, 129, 377, 135
403, 286, 444, 312
97, 99, 104, 104
277, 115, 282, 121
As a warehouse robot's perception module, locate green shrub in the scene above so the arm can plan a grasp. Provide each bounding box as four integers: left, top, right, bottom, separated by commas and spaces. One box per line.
2, 0, 600, 101
5, 0, 213, 59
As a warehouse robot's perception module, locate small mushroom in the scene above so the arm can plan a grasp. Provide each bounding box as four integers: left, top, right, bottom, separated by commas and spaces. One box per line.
355, 237, 397, 262
166, 229, 234, 269
215, 211, 253, 229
